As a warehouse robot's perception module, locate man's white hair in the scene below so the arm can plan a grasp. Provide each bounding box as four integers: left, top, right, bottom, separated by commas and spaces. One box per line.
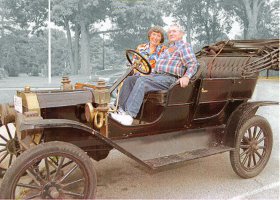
169, 24, 185, 33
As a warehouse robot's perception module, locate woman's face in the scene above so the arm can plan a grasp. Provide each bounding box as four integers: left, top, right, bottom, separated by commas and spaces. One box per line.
149, 31, 162, 46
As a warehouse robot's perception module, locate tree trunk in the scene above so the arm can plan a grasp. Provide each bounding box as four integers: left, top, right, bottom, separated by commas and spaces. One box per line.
242, 0, 262, 39
205, 5, 211, 44
186, 12, 192, 45
243, 24, 247, 39
1, 14, 4, 38
0, 12, 3, 69
79, 20, 90, 75
64, 19, 75, 74
74, 23, 80, 74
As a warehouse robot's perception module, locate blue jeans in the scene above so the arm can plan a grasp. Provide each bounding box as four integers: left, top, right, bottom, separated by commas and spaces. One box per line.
118, 74, 177, 117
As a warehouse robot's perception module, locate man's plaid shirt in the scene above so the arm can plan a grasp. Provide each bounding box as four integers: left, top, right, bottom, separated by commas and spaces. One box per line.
155, 40, 198, 78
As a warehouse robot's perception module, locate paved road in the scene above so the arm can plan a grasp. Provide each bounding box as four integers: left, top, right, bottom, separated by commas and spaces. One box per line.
0, 77, 279, 199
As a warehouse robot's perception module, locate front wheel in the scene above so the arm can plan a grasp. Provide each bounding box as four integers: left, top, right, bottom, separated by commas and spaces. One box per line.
0, 123, 20, 177
0, 141, 97, 199
230, 115, 273, 178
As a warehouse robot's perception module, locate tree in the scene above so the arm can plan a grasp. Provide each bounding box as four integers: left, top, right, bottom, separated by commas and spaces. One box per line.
256, 0, 279, 38
161, 0, 200, 44
219, 0, 274, 39
0, 0, 49, 76
52, 0, 112, 75
52, 0, 80, 74
110, 0, 165, 50
164, 0, 232, 47
0, 0, 6, 38
2, 0, 48, 33
50, 29, 70, 76
193, 0, 231, 46
0, 29, 48, 76
89, 33, 125, 72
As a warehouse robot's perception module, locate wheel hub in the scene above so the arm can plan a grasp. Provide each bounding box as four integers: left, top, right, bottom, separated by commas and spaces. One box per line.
49, 187, 60, 199
6, 139, 19, 155
249, 140, 259, 151
42, 182, 61, 198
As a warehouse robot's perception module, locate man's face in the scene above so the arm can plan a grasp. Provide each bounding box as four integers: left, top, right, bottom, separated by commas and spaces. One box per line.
168, 26, 184, 42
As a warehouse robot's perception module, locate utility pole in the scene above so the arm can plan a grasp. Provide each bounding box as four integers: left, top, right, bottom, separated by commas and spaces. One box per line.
102, 33, 105, 70
48, 0, 51, 83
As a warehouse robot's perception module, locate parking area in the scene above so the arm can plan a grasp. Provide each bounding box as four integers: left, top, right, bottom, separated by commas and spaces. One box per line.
0, 77, 279, 199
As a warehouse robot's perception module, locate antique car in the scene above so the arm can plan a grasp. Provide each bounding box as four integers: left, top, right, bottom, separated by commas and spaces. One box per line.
0, 39, 279, 199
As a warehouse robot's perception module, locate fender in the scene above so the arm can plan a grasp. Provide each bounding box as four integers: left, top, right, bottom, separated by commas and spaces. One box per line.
19, 118, 153, 169
20, 118, 95, 134
224, 101, 279, 147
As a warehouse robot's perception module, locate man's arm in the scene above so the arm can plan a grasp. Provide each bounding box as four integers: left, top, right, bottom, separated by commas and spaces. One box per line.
179, 43, 198, 88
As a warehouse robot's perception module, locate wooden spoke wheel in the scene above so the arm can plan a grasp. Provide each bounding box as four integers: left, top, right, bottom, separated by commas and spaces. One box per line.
0, 141, 97, 199
230, 115, 273, 178
126, 49, 152, 75
0, 123, 20, 176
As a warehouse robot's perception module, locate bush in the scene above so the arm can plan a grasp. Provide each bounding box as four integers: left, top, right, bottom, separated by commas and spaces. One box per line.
7, 66, 19, 77
0, 68, 8, 79
30, 66, 39, 76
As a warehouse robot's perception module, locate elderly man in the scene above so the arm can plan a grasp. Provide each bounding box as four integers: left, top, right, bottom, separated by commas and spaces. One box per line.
111, 24, 198, 125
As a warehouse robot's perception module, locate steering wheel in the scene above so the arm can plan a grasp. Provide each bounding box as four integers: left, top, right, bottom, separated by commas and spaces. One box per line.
126, 49, 152, 75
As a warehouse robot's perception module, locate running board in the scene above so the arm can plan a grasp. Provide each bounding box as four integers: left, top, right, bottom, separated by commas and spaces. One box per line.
113, 127, 233, 170
143, 146, 233, 169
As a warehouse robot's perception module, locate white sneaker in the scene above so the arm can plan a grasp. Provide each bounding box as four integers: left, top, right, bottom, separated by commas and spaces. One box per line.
117, 108, 126, 115
110, 113, 133, 126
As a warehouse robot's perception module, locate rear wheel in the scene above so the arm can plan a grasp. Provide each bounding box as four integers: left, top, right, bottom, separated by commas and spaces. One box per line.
0, 141, 97, 199
230, 115, 273, 178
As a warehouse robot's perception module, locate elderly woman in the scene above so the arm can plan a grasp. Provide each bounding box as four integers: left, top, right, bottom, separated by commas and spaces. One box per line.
117, 26, 166, 114
134, 26, 166, 71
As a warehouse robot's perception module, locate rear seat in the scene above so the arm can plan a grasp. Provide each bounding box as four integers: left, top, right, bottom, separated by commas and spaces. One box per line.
199, 56, 256, 78
140, 56, 256, 121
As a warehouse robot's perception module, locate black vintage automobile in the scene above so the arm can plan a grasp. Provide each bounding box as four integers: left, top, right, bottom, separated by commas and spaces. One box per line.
0, 39, 279, 199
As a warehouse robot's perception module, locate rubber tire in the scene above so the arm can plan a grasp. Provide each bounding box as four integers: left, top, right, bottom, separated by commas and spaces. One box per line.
230, 115, 273, 179
0, 141, 97, 199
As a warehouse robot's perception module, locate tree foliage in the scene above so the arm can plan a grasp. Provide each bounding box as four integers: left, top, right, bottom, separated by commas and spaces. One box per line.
161, 0, 200, 44
256, 0, 279, 38
192, 0, 232, 46
219, 0, 277, 39
110, 0, 165, 50
0, 30, 46, 76
3, 0, 48, 34
0, 0, 278, 78
165, 0, 232, 47
52, 0, 112, 75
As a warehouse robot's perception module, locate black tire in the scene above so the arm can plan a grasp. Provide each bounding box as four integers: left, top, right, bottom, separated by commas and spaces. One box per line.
0, 141, 97, 199
230, 115, 273, 178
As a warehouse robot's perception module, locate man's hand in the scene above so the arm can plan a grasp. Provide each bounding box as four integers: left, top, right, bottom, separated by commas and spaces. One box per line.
178, 76, 190, 88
